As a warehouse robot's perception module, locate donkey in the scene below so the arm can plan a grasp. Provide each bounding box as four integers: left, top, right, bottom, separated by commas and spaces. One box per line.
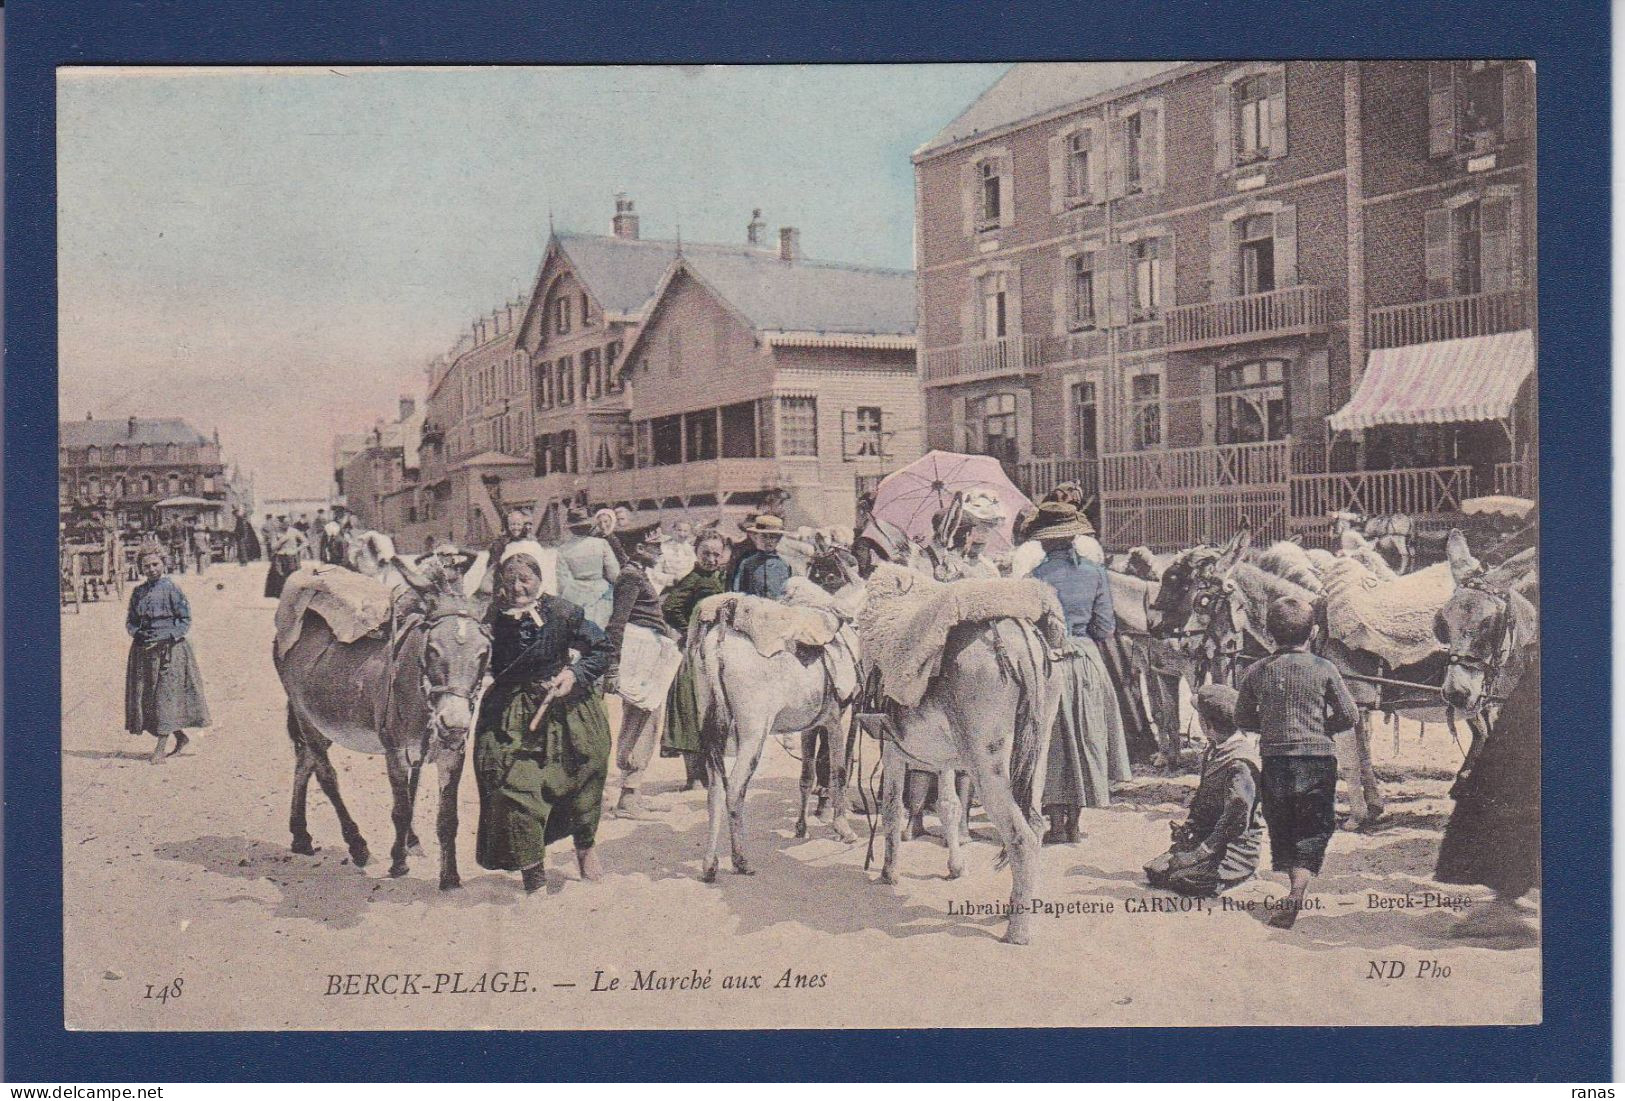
878, 611, 1065, 945
274, 558, 491, 888
691, 549, 866, 881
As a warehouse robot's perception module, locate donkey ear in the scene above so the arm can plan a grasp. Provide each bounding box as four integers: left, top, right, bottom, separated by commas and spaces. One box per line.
1445, 529, 1481, 584
392, 553, 436, 594
1214, 525, 1251, 573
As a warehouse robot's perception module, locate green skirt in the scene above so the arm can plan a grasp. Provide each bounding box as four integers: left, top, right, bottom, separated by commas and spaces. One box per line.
473, 682, 612, 871
661, 656, 703, 758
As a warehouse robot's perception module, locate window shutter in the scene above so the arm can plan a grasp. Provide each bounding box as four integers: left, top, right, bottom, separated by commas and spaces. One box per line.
1048, 133, 1067, 214
1501, 62, 1529, 143
1106, 244, 1129, 328
1159, 232, 1177, 310
1007, 265, 1024, 335
1209, 220, 1232, 300
1090, 249, 1110, 325
1428, 62, 1456, 158
1423, 206, 1454, 299
1274, 205, 1299, 286
951, 395, 969, 451
1266, 67, 1287, 160
1213, 82, 1233, 171
1306, 349, 1331, 420
1144, 104, 1165, 191
1200, 369, 1217, 445
1106, 115, 1128, 198
1479, 192, 1513, 293
1052, 256, 1070, 336
961, 293, 979, 344
1015, 388, 1034, 460
1087, 124, 1104, 198
1000, 156, 1016, 228
961, 160, 978, 237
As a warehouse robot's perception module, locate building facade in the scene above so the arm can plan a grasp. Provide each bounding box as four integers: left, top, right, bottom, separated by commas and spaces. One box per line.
411, 197, 921, 543
59, 415, 228, 532
914, 60, 1535, 548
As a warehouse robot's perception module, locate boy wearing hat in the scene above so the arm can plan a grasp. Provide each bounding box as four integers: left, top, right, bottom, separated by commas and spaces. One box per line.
730, 514, 791, 600
1235, 595, 1361, 928
606, 524, 683, 818
1144, 684, 1262, 896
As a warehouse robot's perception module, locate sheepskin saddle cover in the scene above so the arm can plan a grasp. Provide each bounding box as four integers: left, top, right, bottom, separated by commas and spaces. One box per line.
1323, 559, 1452, 668
859, 563, 1065, 708
275, 564, 395, 660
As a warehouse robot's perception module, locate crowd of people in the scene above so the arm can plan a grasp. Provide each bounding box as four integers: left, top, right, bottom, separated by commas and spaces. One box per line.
113, 483, 1537, 937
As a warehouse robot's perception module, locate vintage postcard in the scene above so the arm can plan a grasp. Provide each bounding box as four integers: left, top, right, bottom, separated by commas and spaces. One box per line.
57, 60, 1540, 1031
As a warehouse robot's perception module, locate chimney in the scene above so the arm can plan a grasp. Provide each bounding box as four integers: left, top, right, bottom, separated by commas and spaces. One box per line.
127, 415, 137, 438
747, 208, 767, 247
612, 193, 639, 240
399, 396, 416, 422
778, 226, 800, 262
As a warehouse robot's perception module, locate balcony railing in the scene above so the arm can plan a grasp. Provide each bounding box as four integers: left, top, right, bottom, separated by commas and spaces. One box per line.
1100, 440, 1293, 494
1368, 289, 1528, 349
1015, 456, 1099, 503
1493, 460, 1537, 499
1164, 285, 1330, 351
921, 334, 1044, 388
1289, 465, 1473, 520
598, 458, 783, 506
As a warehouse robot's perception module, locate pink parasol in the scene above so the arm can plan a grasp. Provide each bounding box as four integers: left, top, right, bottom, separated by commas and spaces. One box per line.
870, 450, 1032, 552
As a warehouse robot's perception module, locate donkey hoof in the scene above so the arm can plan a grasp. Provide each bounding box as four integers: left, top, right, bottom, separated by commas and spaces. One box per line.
946, 864, 964, 881
700, 864, 718, 884
388, 862, 409, 879
794, 822, 808, 839
732, 857, 754, 876
291, 837, 317, 856
439, 874, 463, 891
880, 868, 898, 886
349, 844, 371, 868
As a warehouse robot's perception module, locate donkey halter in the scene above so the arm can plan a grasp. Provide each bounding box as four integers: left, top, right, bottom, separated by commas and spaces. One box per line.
1445, 576, 1517, 696
411, 606, 493, 713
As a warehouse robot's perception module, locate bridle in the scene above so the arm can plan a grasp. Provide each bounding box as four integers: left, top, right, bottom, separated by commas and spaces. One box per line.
1443, 576, 1520, 710
1185, 574, 1250, 684
401, 605, 493, 757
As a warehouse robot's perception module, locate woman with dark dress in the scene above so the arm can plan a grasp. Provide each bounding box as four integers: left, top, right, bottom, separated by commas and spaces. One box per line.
1435, 659, 1541, 938
473, 542, 617, 893
124, 546, 210, 763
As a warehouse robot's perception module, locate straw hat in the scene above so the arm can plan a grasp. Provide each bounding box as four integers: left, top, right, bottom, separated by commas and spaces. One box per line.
564, 505, 594, 532
1024, 501, 1095, 541
743, 514, 787, 537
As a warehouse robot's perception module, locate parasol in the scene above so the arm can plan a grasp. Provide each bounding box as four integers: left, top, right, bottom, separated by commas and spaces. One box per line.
869, 450, 1032, 552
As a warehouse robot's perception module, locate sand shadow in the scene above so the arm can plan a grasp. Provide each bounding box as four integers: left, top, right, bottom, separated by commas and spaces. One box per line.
599, 777, 1007, 942
154, 833, 522, 930
63, 748, 155, 762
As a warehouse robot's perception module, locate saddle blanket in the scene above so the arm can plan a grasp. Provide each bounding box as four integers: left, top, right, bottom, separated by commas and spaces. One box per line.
617, 623, 683, 711
1323, 559, 1452, 668
859, 563, 1064, 709
274, 564, 395, 661
691, 592, 843, 659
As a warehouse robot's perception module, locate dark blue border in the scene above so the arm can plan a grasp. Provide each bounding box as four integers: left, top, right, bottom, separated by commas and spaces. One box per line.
6, 0, 1610, 1082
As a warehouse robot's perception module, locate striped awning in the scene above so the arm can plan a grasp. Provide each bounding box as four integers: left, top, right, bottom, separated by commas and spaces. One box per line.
1329, 329, 1534, 433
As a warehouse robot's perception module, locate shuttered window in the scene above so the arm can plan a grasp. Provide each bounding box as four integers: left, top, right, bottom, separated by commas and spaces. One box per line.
1071, 381, 1099, 459
1130, 238, 1163, 320
1215, 360, 1290, 445
1129, 373, 1163, 451
1429, 61, 1525, 158
1217, 65, 1287, 170
1424, 189, 1521, 298
1067, 133, 1091, 200
1069, 252, 1097, 330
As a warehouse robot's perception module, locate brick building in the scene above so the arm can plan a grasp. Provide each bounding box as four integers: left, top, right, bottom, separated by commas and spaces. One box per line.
333, 397, 425, 534
59, 415, 228, 533
913, 60, 1535, 548
412, 197, 920, 543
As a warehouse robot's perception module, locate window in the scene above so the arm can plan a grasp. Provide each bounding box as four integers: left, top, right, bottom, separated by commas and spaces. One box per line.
1070, 381, 1099, 458
142, 475, 154, 496
592, 435, 617, 472
1460, 62, 1505, 143
1130, 238, 1163, 320
86, 446, 101, 464
969, 393, 1019, 466
1129, 373, 1163, 451
979, 160, 1002, 229
720, 401, 759, 458
557, 356, 575, 404
846, 406, 884, 460
1066, 131, 1091, 201
779, 397, 818, 457
652, 415, 683, 466
535, 362, 553, 408
684, 409, 718, 462
1235, 75, 1272, 162
605, 341, 624, 391
1452, 200, 1483, 295
1238, 214, 1275, 295
554, 295, 571, 335
634, 422, 652, 468
1124, 111, 1143, 191
1215, 360, 1289, 445
580, 291, 593, 326
978, 271, 1008, 340
583, 348, 603, 398
1068, 253, 1097, 330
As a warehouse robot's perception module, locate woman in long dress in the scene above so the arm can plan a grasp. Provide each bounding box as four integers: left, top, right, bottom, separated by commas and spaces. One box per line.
1027, 501, 1130, 842
554, 505, 620, 627
124, 546, 210, 763
473, 542, 617, 892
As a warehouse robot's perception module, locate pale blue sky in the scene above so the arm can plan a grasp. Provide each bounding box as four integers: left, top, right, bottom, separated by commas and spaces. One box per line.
57, 64, 1004, 497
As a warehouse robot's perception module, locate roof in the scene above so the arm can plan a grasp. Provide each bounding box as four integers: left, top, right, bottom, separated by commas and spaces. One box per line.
554, 232, 681, 317
917, 61, 1192, 158
1329, 330, 1535, 433
154, 496, 220, 509
60, 417, 210, 449
453, 450, 532, 470
680, 248, 915, 337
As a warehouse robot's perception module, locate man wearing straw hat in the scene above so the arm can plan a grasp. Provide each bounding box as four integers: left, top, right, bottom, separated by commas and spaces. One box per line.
729, 514, 792, 600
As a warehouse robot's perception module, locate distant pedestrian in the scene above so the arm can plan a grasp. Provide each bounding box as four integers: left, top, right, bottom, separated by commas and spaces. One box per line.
124, 546, 210, 763
264, 523, 307, 599
1235, 596, 1360, 929
556, 505, 619, 627
192, 525, 211, 575
232, 507, 260, 565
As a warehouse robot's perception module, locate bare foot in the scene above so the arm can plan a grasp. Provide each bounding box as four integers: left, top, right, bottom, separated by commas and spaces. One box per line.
168, 731, 190, 756
576, 846, 603, 882
149, 734, 170, 763
1266, 901, 1302, 929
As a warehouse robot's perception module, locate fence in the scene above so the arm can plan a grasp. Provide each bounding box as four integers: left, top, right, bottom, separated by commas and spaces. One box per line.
1100, 440, 1291, 493
1100, 487, 1289, 552
1289, 465, 1473, 522
1164, 284, 1330, 351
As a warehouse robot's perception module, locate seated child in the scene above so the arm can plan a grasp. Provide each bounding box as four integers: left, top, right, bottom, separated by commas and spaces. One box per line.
1144, 684, 1262, 897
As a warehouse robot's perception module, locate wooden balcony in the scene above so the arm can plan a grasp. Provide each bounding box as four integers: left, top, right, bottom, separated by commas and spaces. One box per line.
1493, 460, 1537, 499
1164, 285, 1330, 352
1289, 465, 1473, 520
1100, 440, 1292, 494
921, 334, 1044, 388
598, 458, 784, 506
1368, 289, 1529, 349
1015, 456, 1099, 504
